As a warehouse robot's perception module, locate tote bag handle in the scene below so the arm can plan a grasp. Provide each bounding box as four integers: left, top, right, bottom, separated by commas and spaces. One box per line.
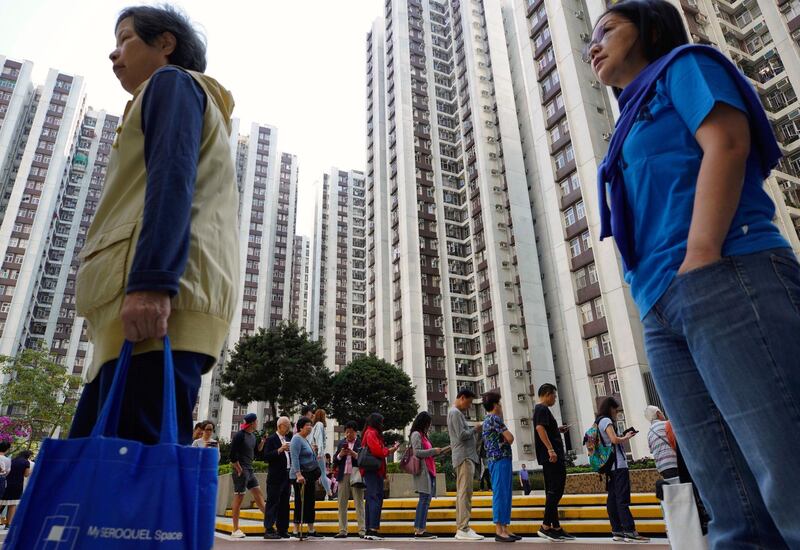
90, 337, 179, 445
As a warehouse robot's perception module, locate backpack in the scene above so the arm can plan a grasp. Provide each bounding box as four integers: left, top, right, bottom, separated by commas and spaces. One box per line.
584, 417, 615, 473
399, 444, 421, 475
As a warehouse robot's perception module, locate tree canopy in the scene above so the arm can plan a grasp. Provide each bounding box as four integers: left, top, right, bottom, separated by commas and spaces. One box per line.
219, 323, 331, 421
328, 354, 418, 431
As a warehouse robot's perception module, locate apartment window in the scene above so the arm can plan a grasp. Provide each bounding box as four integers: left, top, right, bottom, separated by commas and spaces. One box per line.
601, 333, 613, 356
550, 125, 561, 143
594, 297, 605, 319
608, 371, 620, 394
586, 337, 600, 360
615, 411, 626, 434
563, 207, 576, 227
569, 238, 581, 258
593, 375, 607, 397
576, 200, 585, 220
580, 302, 594, 324
581, 231, 592, 251
554, 150, 567, 170
574, 268, 587, 290
0, 302, 10, 313
588, 263, 598, 284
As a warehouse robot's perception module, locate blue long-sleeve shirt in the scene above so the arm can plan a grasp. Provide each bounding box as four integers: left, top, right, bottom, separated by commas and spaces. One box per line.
289, 435, 317, 481
126, 66, 207, 296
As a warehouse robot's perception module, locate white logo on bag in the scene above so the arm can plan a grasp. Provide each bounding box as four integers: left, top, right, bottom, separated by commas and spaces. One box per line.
35, 503, 79, 550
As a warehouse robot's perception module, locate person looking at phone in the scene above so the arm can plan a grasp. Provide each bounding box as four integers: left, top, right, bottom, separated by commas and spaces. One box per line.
191, 420, 218, 451
533, 384, 574, 541
597, 397, 648, 543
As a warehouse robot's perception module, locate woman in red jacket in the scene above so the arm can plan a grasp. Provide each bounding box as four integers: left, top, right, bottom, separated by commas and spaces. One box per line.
360, 413, 399, 540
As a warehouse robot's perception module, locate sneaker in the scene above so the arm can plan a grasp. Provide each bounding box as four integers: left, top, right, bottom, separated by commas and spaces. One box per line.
455, 529, 485, 540
414, 531, 437, 539
278, 532, 291, 539
624, 532, 650, 543
230, 529, 246, 539
537, 528, 564, 542
334, 532, 348, 539
306, 531, 323, 540
263, 532, 281, 540
612, 531, 625, 541
363, 530, 384, 540
554, 528, 575, 540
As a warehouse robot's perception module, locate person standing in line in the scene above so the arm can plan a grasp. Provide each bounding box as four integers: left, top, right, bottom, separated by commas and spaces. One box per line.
0, 442, 10, 528
290, 417, 322, 540
533, 383, 574, 541
0, 451, 31, 529
262, 416, 292, 540
518, 465, 531, 496
596, 397, 649, 543
310, 409, 332, 499
644, 406, 679, 483
590, 1, 800, 547
481, 392, 519, 543
229, 413, 266, 539
69, 5, 239, 447
192, 422, 205, 442
409, 411, 442, 540
361, 413, 400, 541
333, 421, 366, 539
447, 388, 484, 541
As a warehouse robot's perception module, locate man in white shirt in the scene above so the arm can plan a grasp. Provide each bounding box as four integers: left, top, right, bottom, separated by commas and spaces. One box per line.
0, 441, 11, 503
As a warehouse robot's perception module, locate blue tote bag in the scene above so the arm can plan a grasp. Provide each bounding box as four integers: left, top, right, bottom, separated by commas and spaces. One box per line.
4, 338, 218, 549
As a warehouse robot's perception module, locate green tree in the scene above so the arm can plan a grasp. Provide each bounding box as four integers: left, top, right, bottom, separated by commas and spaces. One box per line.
219, 323, 331, 420
0, 345, 82, 447
328, 355, 418, 431
429, 430, 454, 485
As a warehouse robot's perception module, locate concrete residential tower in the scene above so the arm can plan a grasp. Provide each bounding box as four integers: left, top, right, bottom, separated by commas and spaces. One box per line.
366, 0, 560, 461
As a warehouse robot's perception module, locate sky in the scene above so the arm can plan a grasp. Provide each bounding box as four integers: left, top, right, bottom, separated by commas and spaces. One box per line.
0, 0, 383, 236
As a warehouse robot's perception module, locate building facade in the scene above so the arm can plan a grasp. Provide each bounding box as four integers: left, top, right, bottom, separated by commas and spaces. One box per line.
366, 0, 561, 463
315, 168, 369, 372
290, 234, 312, 331
0, 62, 88, 372
195, 123, 300, 440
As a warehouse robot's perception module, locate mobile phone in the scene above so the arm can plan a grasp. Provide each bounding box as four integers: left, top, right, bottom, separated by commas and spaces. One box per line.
441, 445, 451, 453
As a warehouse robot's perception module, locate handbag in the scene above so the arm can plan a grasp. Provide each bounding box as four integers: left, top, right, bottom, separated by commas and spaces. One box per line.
349, 468, 365, 487
357, 445, 382, 472
301, 464, 322, 483
4, 338, 218, 549
399, 445, 420, 475
662, 482, 708, 550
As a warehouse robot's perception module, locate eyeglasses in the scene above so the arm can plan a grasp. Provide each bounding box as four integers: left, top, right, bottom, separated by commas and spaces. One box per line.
581, 20, 634, 63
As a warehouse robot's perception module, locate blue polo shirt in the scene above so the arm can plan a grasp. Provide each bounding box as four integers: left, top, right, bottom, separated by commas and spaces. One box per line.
621, 52, 789, 319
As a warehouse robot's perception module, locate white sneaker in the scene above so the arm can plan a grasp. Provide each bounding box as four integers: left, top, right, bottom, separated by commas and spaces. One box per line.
230, 529, 246, 539
455, 529, 484, 540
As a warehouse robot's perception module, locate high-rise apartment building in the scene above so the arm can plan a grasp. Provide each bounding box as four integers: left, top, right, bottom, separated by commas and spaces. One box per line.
314, 168, 369, 372
498, 0, 800, 458
310, 176, 329, 341
195, 123, 300, 440
0, 63, 87, 372
23, 110, 119, 378
290, 234, 312, 330
365, 0, 561, 461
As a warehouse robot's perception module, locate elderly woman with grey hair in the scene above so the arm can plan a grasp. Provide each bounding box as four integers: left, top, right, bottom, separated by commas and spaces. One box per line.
644, 406, 678, 483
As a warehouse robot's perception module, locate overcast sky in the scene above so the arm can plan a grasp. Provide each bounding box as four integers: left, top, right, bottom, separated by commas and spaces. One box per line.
0, 0, 383, 236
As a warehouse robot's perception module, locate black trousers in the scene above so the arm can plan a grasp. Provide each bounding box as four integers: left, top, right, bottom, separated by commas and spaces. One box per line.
292, 479, 316, 526
607, 468, 636, 533
542, 461, 566, 527
521, 479, 531, 495
480, 466, 492, 490
264, 474, 291, 534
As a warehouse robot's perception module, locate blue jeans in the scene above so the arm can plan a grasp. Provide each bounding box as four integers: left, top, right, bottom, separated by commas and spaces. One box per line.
488, 457, 512, 525
414, 474, 436, 530
364, 471, 384, 531
643, 248, 800, 550
318, 456, 331, 494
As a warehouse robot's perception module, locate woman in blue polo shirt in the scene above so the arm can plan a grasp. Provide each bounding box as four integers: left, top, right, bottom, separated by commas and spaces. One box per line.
589, 1, 800, 548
